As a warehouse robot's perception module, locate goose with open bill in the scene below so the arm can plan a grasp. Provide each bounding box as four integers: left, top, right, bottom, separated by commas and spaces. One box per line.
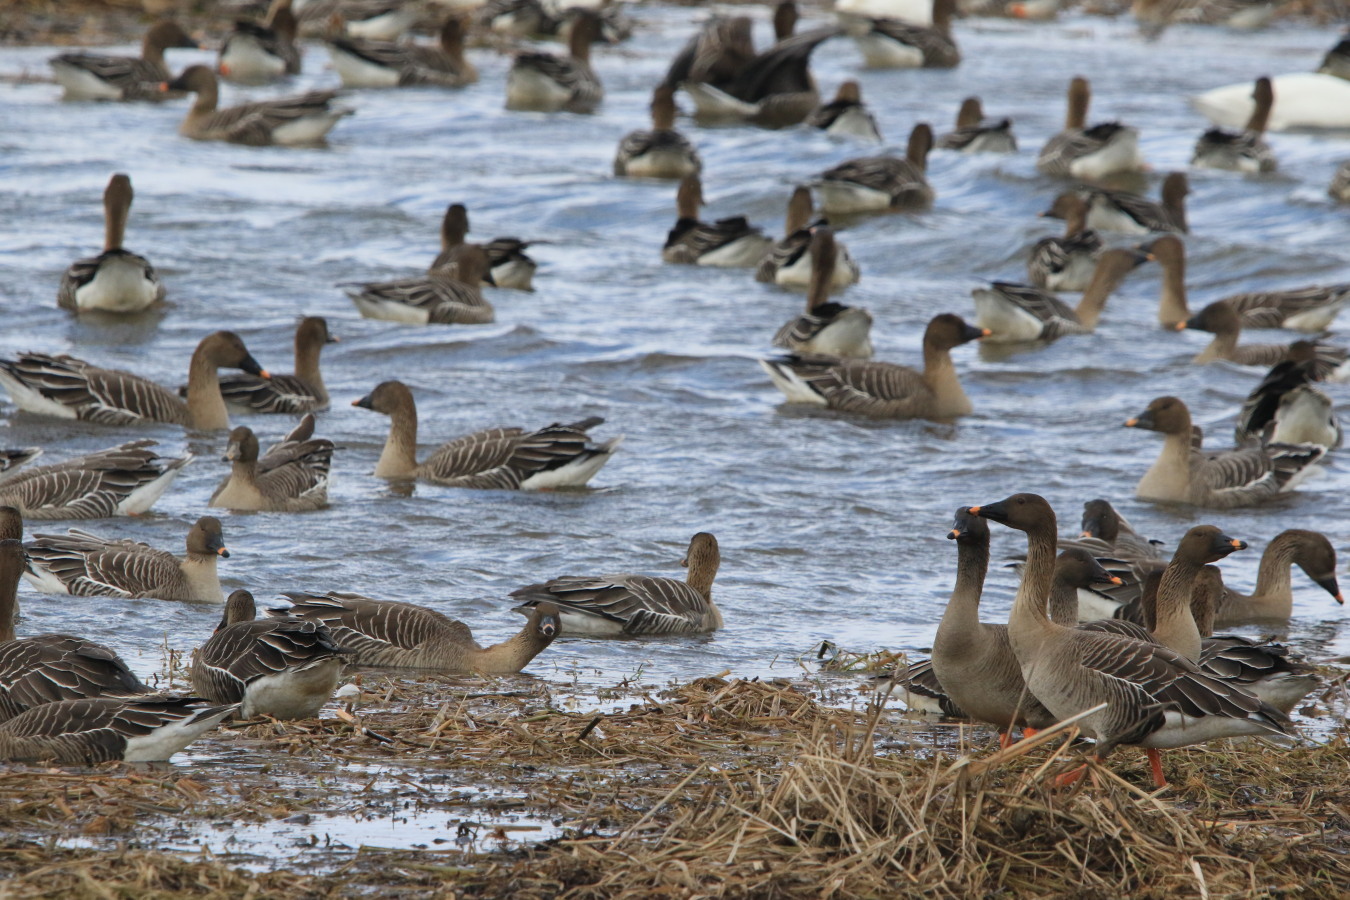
431, 204, 536, 292
770, 228, 871, 358
58, 174, 165, 314
816, 123, 934, 214
1037, 76, 1144, 180
1177, 300, 1349, 379
756, 188, 860, 289
50, 20, 199, 102
1027, 193, 1102, 292
662, 174, 771, 267
0, 441, 191, 520
614, 84, 702, 179
936, 96, 1016, 153
348, 247, 495, 324
328, 14, 476, 88
162, 66, 353, 146
1193, 77, 1276, 173
210, 415, 334, 512
505, 10, 603, 113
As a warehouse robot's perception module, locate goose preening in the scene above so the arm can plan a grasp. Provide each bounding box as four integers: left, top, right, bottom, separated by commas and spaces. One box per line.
273, 591, 561, 674
431, 204, 536, 292
1235, 349, 1341, 450
614, 84, 702, 179
328, 14, 476, 88
681, 27, 839, 128
760, 313, 986, 419
1192, 73, 1350, 132
163, 66, 353, 146
1331, 162, 1350, 203
0, 695, 235, 764
1080, 172, 1189, 235
58, 173, 165, 314
756, 188, 861, 289
210, 415, 334, 512
1193, 77, 1277, 173
505, 10, 603, 113
806, 81, 882, 142
662, 174, 771, 267
510, 533, 721, 636
24, 516, 230, 603
353, 380, 621, 490
1208, 529, 1341, 626
770, 228, 872, 358
191, 590, 350, 719
1177, 300, 1349, 379
50, 20, 199, 102
935, 96, 1016, 153
844, 0, 959, 69
815, 123, 934, 214
347, 247, 495, 324
1027, 192, 1102, 292
211, 316, 335, 415
1125, 396, 1326, 509
218, 0, 301, 84
0, 331, 269, 430
0, 441, 191, 520
974, 248, 1151, 343
1037, 76, 1145, 180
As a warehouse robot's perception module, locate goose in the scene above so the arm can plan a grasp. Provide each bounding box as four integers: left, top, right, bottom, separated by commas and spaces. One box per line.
210, 416, 334, 512
614, 84, 702, 179
1193, 77, 1276, 173
1125, 396, 1325, 509
1149, 235, 1350, 332
973, 248, 1151, 343
162, 66, 353, 146
58, 173, 165, 314
353, 380, 621, 489
510, 533, 721, 636
971, 493, 1294, 788
1177, 300, 1349, 379
756, 189, 861, 289
1321, 36, 1350, 79
662, 174, 772, 267
1037, 76, 1144, 180
1208, 529, 1341, 626
760, 313, 986, 419
0, 331, 268, 431
431, 204, 536, 292
0, 537, 149, 723
0, 694, 235, 764
0, 451, 41, 479
274, 591, 561, 674
191, 590, 349, 719
846, 0, 959, 69
662, 16, 756, 96
1132, 0, 1275, 29
1331, 161, 1350, 203
806, 81, 882, 143
219, 0, 301, 84
24, 516, 230, 603
1079, 499, 1165, 565
0, 441, 191, 520
295, 0, 423, 40
935, 96, 1016, 153
681, 27, 839, 127
770, 228, 872, 358
1027, 193, 1102, 292
1234, 346, 1339, 448
50, 20, 199, 102
815, 123, 934, 214
1081, 172, 1189, 235
505, 10, 603, 113
328, 13, 476, 88
476, 0, 559, 38
347, 247, 495, 324
211, 316, 336, 415
1192, 73, 1350, 132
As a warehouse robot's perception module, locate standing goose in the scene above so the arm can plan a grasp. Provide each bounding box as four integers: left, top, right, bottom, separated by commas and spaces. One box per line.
1081, 172, 1189, 235
1037, 76, 1145, 180
847, 0, 959, 69
756, 189, 861, 289
210, 416, 334, 512
510, 533, 721, 636
816, 123, 934, 214
1209, 529, 1341, 626
505, 10, 603, 113
1177, 300, 1348, 379
191, 590, 349, 719
431, 204, 536, 292
974, 248, 1151, 343
614, 84, 702, 179
0, 441, 191, 520
347, 247, 495, 325
972, 493, 1294, 788
936, 96, 1016, 153
218, 1, 302, 84
806, 81, 883, 142
163, 66, 353, 146
50, 20, 199, 102
770, 228, 872, 358
354, 380, 621, 490
681, 27, 839, 127
1193, 77, 1276, 173
328, 14, 476, 88
0, 695, 235, 764
759, 313, 986, 419
274, 591, 561, 674
58, 174, 165, 314
212, 317, 336, 415
1027, 192, 1103, 292
1125, 396, 1326, 509
0, 331, 269, 430
24, 516, 230, 603
662, 174, 771, 267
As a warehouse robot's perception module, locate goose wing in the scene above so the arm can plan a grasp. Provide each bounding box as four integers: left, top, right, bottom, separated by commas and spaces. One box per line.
1192, 443, 1323, 506
0, 354, 183, 425
1027, 230, 1102, 284
0, 441, 190, 520
1235, 358, 1316, 444
510, 574, 708, 635
347, 274, 493, 324
278, 591, 476, 657
937, 120, 1014, 151
1225, 284, 1350, 330
664, 216, 763, 261
421, 427, 528, 486
0, 448, 41, 479
1089, 189, 1177, 232
869, 19, 957, 64
1037, 123, 1129, 176
195, 619, 347, 703
256, 439, 334, 501
25, 530, 179, 597
0, 636, 147, 720
0, 696, 233, 764
209, 92, 344, 146
821, 156, 907, 193
50, 52, 163, 90
763, 355, 930, 416
772, 304, 860, 350
892, 657, 967, 717
216, 373, 324, 414
986, 281, 1082, 335
728, 27, 838, 101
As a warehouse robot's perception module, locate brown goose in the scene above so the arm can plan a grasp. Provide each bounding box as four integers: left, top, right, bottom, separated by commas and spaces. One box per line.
760, 313, 986, 419
163, 66, 353, 146
1235, 346, 1341, 449
847, 0, 960, 69
816, 123, 934, 214
770, 228, 872, 359
275, 591, 560, 674
505, 10, 603, 113
1036, 76, 1144, 180
354, 380, 621, 490
510, 533, 721, 636
218, 0, 301, 84
0, 331, 269, 430
430, 204, 536, 292
58, 174, 165, 314
662, 174, 771, 267
1177, 300, 1348, 378
0, 452, 40, 481
210, 317, 335, 414
1193, 77, 1276, 173
0, 441, 191, 520
681, 26, 839, 127
806, 81, 883, 142
210, 415, 334, 512
661, 15, 756, 94
614, 84, 702, 179
756, 188, 861, 289
24, 516, 230, 604
0, 695, 235, 764
936, 96, 1016, 153
1028, 192, 1103, 293
1081, 172, 1189, 235
328, 14, 476, 88
49, 20, 199, 102
348, 246, 495, 324
191, 590, 349, 719
1210, 529, 1341, 625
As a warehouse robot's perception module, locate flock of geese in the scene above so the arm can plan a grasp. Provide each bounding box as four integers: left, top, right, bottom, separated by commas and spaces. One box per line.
0, 0, 1347, 786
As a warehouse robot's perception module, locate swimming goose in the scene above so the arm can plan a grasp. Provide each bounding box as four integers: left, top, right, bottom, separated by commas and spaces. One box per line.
971, 493, 1294, 788
210, 416, 334, 512
219, 1, 302, 84
348, 247, 495, 324
1126, 396, 1326, 509
295, 0, 423, 40
328, 13, 476, 88
275, 591, 561, 674
1209, 529, 1341, 626
770, 229, 871, 358
935, 96, 1016, 153
0, 331, 268, 431
191, 590, 349, 719
756, 189, 861, 289
1149, 235, 1350, 332
163, 66, 353, 146
1331, 161, 1350, 203
662, 174, 772, 267
213, 317, 335, 415
24, 516, 230, 603
681, 27, 839, 127
0, 694, 235, 764
614, 84, 702, 179
816, 123, 934, 214
1192, 74, 1350, 132
505, 10, 603, 113
1081, 172, 1189, 235
1321, 36, 1350, 79
354, 380, 621, 489
760, 313, 986, 419
58, 174, 165, 314
1234, 346, 1338, 448
431, 205, 536, 292
1193, 77, 1276, 174
510, 533, 721, 636
974, 248, 1151, 343
1027, 193, 1102, 292
1037, 76, 1144, 180
806, 81, 883, 142
50, 20, 199, 102
0, 441, 191, 520
661, 16, 756, 96
1177, 300, 1349, 379
1079, 499, 1165, 565
846, 0, 959, 69
835, 0, 934, 25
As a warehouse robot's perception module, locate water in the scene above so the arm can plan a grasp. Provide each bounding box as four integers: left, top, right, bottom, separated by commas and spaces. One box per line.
1, 8, 1349, 712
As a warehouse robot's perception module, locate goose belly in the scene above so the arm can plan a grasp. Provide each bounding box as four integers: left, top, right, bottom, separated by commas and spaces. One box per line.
209, 476, 267, 511
621, 148, 700, 180
1140, 709, 1274, 749
800, 313, 874, 359
271, 113, 347, 145
759, 359, 829, 406
349, 292, 433, 324
506, 68, 572, 111
21, 565, 78, 596
219, 42, 287, 85
817, 180, 893, 214
51, 62, 124, 100
75, 255, 160, 312
1281, 304, 1342, 332
775, 247, 861, 289
0, 371, 80, 419
490, 258, 537, 291
696, 234, 771, 268
855, 34, 924, 69
1085, 200, 1151, 235
1270, 395, 1340, 449
1192, 145, 1262, 174
122, 706, 235, 761
329, 46, 401, 88
1068, 130, 1143, 180
241, 661, 344, 719
825, 107, 882, 142
972, 289, 1047, 343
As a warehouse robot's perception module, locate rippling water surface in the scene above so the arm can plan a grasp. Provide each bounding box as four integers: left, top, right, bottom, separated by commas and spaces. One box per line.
1, 9, 1349, 712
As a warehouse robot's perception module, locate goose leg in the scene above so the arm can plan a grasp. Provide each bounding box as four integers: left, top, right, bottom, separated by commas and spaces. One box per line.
1146, 748, 1168, 788
999, 731, 1015, 749
1054, 762, 1089, 787
1021, 727, 1040, 740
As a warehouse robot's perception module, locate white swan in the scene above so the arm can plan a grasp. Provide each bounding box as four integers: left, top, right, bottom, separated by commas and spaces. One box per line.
1192, 73, 1350, 132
